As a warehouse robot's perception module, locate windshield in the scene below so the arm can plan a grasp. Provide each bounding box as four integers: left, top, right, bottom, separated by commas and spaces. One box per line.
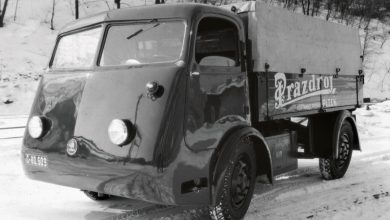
100, 21, 186, 66
52, 27, 102, 69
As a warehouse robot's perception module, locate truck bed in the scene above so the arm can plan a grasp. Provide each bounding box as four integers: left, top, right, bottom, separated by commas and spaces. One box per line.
234, 2, 363, 120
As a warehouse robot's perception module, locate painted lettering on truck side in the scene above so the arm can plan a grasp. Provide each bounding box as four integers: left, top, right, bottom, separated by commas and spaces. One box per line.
274, 72, 336, 109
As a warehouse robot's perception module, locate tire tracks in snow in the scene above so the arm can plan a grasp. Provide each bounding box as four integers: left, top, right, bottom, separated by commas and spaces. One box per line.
245, 151, 390, 220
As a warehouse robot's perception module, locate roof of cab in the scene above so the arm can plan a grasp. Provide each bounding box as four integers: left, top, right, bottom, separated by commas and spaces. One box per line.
60, 3, 237, 34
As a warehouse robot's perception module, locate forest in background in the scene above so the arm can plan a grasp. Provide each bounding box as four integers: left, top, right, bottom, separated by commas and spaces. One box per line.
1, 0, 389, 60
2, 0, 390, 26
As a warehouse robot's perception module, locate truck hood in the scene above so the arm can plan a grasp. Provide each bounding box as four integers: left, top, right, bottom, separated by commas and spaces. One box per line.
24, 65, 184, 166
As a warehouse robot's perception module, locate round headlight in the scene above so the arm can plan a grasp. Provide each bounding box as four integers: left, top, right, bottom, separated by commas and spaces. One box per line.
28, 116, 45, 139
66, 138, 78, 156
108, 119, 132, 146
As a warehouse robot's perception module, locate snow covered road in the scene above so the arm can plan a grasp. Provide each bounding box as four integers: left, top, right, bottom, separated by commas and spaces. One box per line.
1, 103, 390, 220
0, 115, 27, 139
246, 142, 390, 220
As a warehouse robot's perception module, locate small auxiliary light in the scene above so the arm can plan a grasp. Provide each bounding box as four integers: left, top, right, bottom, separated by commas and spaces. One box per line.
108, 119, 134, 146
66, 138, 78, 156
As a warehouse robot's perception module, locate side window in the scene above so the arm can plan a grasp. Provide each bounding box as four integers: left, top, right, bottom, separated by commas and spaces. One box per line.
195, 17, 240, 67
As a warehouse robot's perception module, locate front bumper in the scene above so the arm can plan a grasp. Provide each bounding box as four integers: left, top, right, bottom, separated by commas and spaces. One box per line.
21, 142, 213, 206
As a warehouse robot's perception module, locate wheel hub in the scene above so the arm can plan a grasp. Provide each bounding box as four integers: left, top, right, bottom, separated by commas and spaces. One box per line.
231, 155, 251, 208
336, 133, 350, 168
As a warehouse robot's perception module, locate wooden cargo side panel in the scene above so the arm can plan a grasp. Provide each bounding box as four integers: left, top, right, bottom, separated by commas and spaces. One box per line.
322, 75, 357, 108
258, 72, 359, 119
258, 72, 321, 119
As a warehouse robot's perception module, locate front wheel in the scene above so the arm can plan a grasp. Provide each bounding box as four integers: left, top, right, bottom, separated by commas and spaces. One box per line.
319, 121, 353, 180
210, 137, 257, 220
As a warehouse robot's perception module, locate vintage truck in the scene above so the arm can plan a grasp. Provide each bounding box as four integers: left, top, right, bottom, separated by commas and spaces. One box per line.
22, 1, 363, 219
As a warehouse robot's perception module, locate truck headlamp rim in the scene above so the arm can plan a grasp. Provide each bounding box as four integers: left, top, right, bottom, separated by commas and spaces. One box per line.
28, 116, 48, 139
108, 119, 133, 146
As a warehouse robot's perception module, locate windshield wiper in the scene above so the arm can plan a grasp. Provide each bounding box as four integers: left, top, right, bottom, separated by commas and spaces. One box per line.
126, 22, 160, 40
126, 29, 143, 39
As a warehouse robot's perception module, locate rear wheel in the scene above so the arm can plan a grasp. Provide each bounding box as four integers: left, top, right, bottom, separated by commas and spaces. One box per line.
210, 137, 257, 220
319, 121, 353, 180
82, 190, 110, 201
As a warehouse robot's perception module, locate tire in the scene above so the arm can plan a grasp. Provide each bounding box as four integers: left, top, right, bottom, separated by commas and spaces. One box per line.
319, 121, 353, 180
210, 137, 257, 220
82, 190, 110, 201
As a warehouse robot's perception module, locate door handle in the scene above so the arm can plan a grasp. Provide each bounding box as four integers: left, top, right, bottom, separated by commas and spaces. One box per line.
190, 71, 200, 77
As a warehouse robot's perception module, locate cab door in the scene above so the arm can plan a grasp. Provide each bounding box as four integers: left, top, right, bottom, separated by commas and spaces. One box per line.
185, 16, 249, 151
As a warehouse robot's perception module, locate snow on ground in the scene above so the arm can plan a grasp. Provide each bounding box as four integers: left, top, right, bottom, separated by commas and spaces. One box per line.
1, 102, 390, 220
244, 102, 390, 220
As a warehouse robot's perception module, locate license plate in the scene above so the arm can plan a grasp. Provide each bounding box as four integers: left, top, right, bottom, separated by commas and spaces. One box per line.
24, 153, 48, 168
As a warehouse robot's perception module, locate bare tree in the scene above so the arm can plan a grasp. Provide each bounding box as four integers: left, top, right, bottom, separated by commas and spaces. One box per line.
282, 0, 298, 11
373, 21, 390, 49
362, 20, 372, 61
13, 0, 19, 21
300, 0, 311, 15
361, 19, 375, 83
301, 0, 307, 15
67, 0, 74, 17
75, 0, 79, 19
115, 0, 121, 8
380, 62, 390, 91
50, 0, 56, 30
311, 0, 320, 16
103, 0, 112, 9
325, 0, 333, 20
0, 0, 9, 27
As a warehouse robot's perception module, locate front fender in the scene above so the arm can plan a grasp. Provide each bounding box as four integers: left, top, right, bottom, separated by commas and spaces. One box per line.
333, 110, 361, 159
209, 126, 273, 206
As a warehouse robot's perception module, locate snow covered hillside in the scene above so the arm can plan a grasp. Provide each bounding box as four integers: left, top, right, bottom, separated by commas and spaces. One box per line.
0, 0, 390, 115
1, 0, 390, 115
1, 102, 390, 219
0, 0, 169, 115
360, 20, 390, 101
0, 19, 54, 115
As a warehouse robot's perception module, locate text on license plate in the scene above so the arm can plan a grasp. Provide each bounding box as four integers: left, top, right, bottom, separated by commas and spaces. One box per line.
24, 153, 48, 168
